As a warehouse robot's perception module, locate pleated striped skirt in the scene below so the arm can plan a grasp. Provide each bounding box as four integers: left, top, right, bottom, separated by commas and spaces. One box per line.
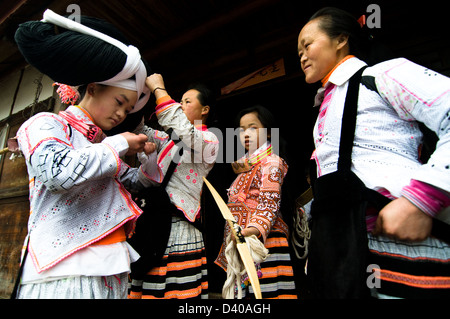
128, 216, 208, 299
368, 233, 450, 298
244, 231, 298, 299
18, 273, 129, 299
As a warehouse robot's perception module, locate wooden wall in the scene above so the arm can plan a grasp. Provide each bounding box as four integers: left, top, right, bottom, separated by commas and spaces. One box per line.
0, 99, 54, 298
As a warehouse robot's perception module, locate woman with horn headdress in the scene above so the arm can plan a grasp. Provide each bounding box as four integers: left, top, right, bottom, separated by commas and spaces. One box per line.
13, 10, 155, 299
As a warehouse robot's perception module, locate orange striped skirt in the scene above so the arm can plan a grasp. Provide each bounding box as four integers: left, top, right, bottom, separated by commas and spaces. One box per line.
241, 231, 298, 299
128, 216, 208, 299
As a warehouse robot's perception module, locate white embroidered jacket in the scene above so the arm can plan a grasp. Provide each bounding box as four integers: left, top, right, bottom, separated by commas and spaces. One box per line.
134, 99, 219, 222
17, 105, 153, 273
313, 57, 450, 203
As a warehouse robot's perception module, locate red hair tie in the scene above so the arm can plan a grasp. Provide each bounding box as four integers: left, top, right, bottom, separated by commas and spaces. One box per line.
357, 14, 366, 28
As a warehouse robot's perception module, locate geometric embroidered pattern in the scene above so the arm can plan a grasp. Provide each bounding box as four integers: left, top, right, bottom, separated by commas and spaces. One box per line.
374, 268, 450, 289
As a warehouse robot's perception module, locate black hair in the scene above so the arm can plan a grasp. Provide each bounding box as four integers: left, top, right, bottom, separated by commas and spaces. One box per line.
309, 7, 394, 65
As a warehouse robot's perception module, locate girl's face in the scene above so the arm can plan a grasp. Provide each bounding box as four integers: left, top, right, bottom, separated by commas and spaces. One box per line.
82, 84, 138, 130
239, 112, 269, 153
297, 19, 349, 83
181, 89, 209, 124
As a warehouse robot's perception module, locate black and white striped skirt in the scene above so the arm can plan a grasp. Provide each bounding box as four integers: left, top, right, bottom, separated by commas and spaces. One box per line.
128, 216, 208, 299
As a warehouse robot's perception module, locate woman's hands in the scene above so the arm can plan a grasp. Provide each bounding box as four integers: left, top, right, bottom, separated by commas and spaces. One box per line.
373, 197, 432, 241
230, 226, 261, 243
120, 132, 156, 156
241, 227, 261, 238
146, 73, 169, 100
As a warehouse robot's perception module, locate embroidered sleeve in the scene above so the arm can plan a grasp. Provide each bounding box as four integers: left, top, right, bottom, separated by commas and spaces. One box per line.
17, 113, 121, 193
102, 134, 129, 158
134, 122, 169, 151
247, 158, 287, 241
127, 123, 171, 187
375, 58, 450, 193
155, 99, 219, 165
119, 151, 161, 192
401, 179, 450, 218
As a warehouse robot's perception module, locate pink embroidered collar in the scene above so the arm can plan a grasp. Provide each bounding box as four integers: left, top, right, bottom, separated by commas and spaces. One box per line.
59, 105, 106, 143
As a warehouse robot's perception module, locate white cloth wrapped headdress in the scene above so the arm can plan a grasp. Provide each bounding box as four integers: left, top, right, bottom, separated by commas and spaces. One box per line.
42, 9, 150, 113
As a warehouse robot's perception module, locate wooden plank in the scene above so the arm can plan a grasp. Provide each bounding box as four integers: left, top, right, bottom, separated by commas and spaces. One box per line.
221, 58, 285, 95
0, 196, 29, 298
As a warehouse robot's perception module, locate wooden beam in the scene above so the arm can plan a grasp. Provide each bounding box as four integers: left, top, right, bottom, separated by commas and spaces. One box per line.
0, 0, 28, 25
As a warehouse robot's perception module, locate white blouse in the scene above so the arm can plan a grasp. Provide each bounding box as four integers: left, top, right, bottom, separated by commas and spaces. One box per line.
312, 57, 450, 200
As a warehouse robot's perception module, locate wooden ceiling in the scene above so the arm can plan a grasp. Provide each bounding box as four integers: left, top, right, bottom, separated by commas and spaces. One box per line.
1, 0, 448, 101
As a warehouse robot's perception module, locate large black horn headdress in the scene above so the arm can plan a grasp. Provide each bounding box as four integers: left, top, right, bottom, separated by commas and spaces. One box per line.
15, 9, 151, 113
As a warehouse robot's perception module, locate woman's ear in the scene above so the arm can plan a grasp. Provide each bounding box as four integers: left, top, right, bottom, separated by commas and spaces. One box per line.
86, 83, 96, 96
336, 34, 349, 51
201, 105, 210, 116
